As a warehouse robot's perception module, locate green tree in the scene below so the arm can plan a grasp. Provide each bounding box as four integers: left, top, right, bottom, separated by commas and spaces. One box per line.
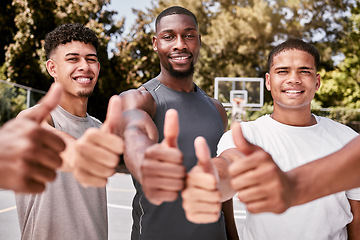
126, 0, 353, 100
0, 83, 26, 125
316, 1, 360, 109
1, 0, 124, 120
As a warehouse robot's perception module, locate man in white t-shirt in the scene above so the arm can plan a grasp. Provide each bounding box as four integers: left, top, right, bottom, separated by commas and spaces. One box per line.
181, 38, 360, 239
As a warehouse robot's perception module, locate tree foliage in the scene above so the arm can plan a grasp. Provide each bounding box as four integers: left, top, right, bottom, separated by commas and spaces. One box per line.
1, 0, 359, 123
316, 1, 360, 109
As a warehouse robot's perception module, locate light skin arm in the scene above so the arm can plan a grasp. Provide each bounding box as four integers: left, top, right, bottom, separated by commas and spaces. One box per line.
227, 124, 360, 214
182, 98, 240, 240
68, 95, 124, 187
28, 95, 124, 187
211, 98, 239, 240
287, 135, 360, 207
1, 83, 65, 193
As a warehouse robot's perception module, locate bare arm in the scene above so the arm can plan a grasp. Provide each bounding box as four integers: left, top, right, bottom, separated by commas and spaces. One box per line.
1, 83, 65, 193
119, 90, 186, 205
287, 135, 360, 207
348, 199, 360, 240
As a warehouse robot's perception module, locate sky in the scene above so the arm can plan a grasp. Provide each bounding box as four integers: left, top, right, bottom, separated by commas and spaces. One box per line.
105, 0, 154, 54
106, 0, 154, 33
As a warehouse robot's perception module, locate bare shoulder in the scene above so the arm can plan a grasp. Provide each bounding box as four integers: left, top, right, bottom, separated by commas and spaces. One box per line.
120, 88, 156, 118
211, 98, 228, 131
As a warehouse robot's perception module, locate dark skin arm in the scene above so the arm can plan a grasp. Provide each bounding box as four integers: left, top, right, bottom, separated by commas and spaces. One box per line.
119, 89, 186, 205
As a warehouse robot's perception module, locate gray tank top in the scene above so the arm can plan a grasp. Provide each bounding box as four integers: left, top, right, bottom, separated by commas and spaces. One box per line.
131, 79, 227, 240
16, 105, 108, 240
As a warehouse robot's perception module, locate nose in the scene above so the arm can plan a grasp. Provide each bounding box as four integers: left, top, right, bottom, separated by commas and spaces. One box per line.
173, 36, 187, 51
78, 58, 90, 71
286, 71, 302, 84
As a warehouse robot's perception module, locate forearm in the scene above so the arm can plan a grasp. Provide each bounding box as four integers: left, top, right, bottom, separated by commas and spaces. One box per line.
213, 156, 236, 202
288, 136, 360, 207
123, 126, 156, 183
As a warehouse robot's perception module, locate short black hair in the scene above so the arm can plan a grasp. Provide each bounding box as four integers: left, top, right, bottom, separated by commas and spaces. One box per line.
155, 6, 198, 32
44, 23, 99, 59
268, 38, 320, 71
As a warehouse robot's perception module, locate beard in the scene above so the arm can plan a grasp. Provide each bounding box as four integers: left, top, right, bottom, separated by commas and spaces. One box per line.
77, 90, 93, 98
169, 62, 195, 79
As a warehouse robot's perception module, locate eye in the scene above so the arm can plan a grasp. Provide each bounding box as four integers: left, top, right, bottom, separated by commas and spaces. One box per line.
163, 35, 174, 41
87, 58, 97, 63
185, 34, 195, 39
67, 58, 78, 62
277, 70, 288, 74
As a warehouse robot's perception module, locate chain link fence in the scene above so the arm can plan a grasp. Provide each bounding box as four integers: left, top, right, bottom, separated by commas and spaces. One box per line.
0, 79, 46, 126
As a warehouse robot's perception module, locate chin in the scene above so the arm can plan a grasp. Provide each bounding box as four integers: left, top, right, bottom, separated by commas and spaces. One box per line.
169, 64, 195, 78
77, 91, 93, 98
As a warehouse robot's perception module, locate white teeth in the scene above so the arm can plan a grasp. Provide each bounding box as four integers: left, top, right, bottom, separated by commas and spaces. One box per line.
76, 77, 91, 83
174, 57, 188, 60
286, 90, 301, 94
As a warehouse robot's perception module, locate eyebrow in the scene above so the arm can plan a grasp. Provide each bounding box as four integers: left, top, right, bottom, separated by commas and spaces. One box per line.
274, 66, 314, 71
160, 27, 197, 33
65, 53, 97, 57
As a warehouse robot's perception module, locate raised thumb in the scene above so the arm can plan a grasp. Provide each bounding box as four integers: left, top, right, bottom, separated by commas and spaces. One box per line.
231, 122, 256, 156
162, 109, 179, 148
194, 136, 216, 175
101, 95, 123, 134
19, 83, 62, 123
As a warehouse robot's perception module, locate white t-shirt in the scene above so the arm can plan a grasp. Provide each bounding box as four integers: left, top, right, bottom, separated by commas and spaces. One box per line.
217, 115, 360, 240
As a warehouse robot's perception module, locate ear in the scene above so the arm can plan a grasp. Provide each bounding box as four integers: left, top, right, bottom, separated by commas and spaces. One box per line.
152, 36, 158, 52
199, 34, 202, 47
315, 73, 321, 91
46, 59, 57, 79
265, 72, 271, 91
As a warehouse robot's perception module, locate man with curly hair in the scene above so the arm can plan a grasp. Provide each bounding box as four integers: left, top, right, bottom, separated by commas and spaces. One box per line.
15, 23, 123, 240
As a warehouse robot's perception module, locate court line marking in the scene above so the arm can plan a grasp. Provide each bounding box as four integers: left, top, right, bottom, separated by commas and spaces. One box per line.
107, 203, 132, 210
106, 188, 135, 193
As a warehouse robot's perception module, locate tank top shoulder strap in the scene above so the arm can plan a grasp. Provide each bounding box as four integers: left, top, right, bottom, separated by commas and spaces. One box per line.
142, 78, 161, 92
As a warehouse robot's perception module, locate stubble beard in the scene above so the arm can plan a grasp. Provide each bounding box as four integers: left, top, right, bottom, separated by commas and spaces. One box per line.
77, 90, 93, 98
169, 62, 195, 79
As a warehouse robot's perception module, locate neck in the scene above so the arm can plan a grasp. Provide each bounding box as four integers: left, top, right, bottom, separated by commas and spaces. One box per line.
271, 106, 315, 127
59, 95, 88, 117
156, 72, 195, 92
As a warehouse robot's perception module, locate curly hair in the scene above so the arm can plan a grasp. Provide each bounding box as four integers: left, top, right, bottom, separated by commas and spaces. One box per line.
44, 23, 99, 59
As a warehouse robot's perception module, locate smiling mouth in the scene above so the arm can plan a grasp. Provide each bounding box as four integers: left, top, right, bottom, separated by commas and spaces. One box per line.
171, 56, 190, 60
283, 90, 304, 94
74, 77, 92, 84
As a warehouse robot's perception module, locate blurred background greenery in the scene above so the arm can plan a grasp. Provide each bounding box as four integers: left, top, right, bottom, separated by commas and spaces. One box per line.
1, 0, 359, 130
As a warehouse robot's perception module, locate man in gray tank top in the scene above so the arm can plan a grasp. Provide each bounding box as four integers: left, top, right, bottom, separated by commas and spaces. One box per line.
119, 6, 238, 240
15, 23, 124, 240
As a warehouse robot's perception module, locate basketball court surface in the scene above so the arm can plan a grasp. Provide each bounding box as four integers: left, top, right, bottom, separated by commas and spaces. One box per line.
0, 173, 246, 239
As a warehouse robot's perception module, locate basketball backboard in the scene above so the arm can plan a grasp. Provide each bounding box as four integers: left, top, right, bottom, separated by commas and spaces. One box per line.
214, 77, 264, 109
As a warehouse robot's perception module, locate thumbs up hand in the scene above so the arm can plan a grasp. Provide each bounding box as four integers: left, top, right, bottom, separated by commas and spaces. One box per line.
141, 109, 186, 205
182, 137, 221, 224
0, 83, 65, 193
226, 123, 293, 214
70, 95, 124, 187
